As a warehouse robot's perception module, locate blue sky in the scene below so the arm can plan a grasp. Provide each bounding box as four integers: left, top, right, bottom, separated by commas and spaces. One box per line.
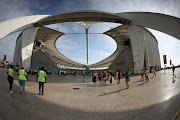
0, 0, 180, 67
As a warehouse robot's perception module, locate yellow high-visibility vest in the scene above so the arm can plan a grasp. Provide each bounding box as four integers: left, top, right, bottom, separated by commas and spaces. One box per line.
8, 68, 13, 76
38, 70, 45, 82
18, 69, 27, 80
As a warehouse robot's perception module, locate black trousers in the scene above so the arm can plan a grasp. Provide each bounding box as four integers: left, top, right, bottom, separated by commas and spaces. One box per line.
39, 82, 44, 94
110, 78, 112, 84
8, 76, 14, 91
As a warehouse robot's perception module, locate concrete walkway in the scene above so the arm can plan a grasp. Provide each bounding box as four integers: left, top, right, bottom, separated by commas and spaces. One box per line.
0, 68, 180, 120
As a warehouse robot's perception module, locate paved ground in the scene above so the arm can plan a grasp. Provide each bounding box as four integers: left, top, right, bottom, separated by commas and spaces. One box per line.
0, 68, 180, 120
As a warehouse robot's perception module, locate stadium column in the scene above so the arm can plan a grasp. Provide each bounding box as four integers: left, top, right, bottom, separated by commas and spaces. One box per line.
21, 27, 37, 69
128, 25, 146, 73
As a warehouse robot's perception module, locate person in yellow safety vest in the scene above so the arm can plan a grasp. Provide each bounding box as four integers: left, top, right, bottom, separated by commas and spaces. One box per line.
108, 71, 114, 85
140, 70, 144, 81
7, 65, 15, 93
145, 69, 149, 82
36, 67, 47, 95
26, 68, 29, 74
15, 66, 19, 72
33, 69, 36, 75
18, 65, 29, 93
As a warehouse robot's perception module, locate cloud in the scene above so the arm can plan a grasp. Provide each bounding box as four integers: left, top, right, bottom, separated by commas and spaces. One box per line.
88, 49, 113, 65
148, 28, 180, 66
56, 36, 78, 52
0, 0, 36, 62
0, 32, 21, 62
88, 0, 180, 17
0, 0, 34, 22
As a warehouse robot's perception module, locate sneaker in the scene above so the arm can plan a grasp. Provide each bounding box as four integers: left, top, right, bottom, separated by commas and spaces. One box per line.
20, 91, 22, 94
39, 93, 40, 95
42, 94, 44, 95
9, 91, 13, 94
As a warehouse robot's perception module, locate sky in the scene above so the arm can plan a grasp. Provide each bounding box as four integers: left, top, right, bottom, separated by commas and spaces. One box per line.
0, 0, 180, 67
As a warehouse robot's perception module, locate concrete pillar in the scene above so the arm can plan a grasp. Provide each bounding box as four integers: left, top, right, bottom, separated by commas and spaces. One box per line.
128, 25, 145, 73
21, 27, 37, 69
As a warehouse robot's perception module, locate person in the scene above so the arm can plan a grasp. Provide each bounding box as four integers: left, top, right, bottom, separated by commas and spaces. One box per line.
140, 69, 144, 80
116, 71, 118, 80
102, 71, 107, 84
124, 70, 130, 89
117, 71, 121, 84
58, 70, 60, 77
7, 65, 15, 93
88, 72, 92, 83
92, 72, 97, 83
98, 72, 102, 84
145, 69, 149, 82
136, 70, 138, 75
172, 65, 176, 78
153, 68, 156, 77
15, 65, 19, 72
36, 67, 47, 95
108, 71, 114, 85
82, 71, 86, 82
18, 65, 28, 93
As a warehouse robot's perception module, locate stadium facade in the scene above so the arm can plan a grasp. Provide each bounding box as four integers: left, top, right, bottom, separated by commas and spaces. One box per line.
0, 11, 180, 72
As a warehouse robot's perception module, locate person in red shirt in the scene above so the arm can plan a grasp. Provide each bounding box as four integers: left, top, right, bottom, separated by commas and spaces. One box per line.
117, 71, 121, 84
98, 72, 102, 84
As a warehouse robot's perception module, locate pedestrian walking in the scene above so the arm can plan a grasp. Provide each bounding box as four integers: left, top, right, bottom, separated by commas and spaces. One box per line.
58, 70, 60, 77
117, 71, 121, 84
18, 65, 28, 93
140, 69, 144, 80
36, 67, 47, 95
92, 72, 97, 83
83, 71, 85, 81
98, 72, 102, 84
172, 64, 176, 78
145, 69, 149, 82
124, 70, 130, 89
102, 71, 107, 84
108, 71, 114, 85
88, 72, 92, 83
153, 68, 156, 77
7, 65, 15, 93
116, 71, 118, 80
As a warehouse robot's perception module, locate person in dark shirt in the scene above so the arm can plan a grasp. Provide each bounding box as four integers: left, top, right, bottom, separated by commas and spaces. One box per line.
172, 64, 176, 78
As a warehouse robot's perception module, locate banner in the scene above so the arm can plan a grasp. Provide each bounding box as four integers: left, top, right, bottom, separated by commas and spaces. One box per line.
3, 55, 6, 64
170, 60, 172, 65
163, 55, 167, 64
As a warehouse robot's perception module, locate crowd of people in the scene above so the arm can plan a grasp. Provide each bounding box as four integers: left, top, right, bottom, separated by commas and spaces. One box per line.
81, 68, 155, 89
82, 70, 130, 88
5, 64, 177, 95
